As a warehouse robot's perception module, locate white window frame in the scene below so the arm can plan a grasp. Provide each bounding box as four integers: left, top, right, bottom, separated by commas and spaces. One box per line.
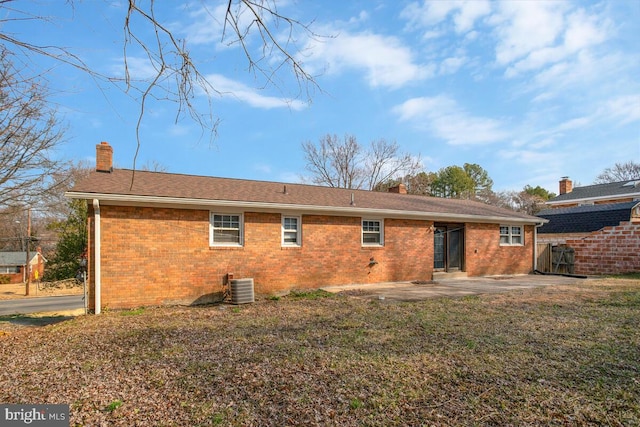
210, 213, 244, 247
362, 219, 384, 246
282, 215, 301, 247
500, 225, 524, 246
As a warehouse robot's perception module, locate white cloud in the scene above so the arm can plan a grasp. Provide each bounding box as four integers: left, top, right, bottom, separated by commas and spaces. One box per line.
112, 56, 160, 80
178, 3, 227, 45
503, 7, 610, 77
599, 94, 640, 125
554, 116, 591, 133
393, 95, 511, 145
205, 74, 307, 110
452, 1, 492, 33
303, 30, 430, 89
439, 56, 467, 75
490, 1, 568, 67
401, 0, 491, 34
348, 10, 370, 25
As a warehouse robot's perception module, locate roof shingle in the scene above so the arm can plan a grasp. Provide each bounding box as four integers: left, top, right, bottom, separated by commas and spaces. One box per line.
68, 169, 542, 223
537, 201, 637, 234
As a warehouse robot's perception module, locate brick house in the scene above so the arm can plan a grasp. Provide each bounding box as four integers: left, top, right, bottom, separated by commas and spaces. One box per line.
547, 177, 640, 208
537, 177, 640, 275
66, 142, 546, 312
0, 249, 46, 284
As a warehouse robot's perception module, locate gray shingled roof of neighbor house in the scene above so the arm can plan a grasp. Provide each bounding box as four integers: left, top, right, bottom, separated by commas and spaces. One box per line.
537, 201, 638, 234
0, 252, 27, 267
547, 180, 640, 204
67, 169, 543, 224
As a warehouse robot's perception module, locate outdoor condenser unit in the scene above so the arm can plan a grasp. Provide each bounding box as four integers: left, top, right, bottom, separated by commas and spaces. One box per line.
229, 278, 255, 304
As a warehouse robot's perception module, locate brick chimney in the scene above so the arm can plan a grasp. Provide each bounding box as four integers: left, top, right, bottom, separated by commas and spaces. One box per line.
96, 141, 113, 173
559, 176, 572, 195
388, 183, 407, 194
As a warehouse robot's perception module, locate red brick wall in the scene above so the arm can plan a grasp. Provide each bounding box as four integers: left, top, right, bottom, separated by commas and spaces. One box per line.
465, 223, 535, 276
2, 269, 24, 284
566, 221, 640, 275
87, 205, 535, 309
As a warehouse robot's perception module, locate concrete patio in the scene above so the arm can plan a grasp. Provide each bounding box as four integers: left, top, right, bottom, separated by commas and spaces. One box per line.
321, 274, 588, 302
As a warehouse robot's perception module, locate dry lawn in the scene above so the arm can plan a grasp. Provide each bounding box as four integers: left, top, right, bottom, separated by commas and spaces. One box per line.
0, 277, 638, 426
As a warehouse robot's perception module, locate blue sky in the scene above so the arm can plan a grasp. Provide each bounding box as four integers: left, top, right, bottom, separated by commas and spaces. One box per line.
6, 0, 640, 194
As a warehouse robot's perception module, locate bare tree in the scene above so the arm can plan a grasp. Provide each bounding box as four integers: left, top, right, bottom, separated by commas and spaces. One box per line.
0, 48, 66, 209
0, 1, 320, 166
37, 162, 92, 220
364, 139, 422, 191
302, 134, 422, 190
594, 161, 640, 184
140, 160, 169, 173
302, 134, 362, 189
483, 188, 548, 215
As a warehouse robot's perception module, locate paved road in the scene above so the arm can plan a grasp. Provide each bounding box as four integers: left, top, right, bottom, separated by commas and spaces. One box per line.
0, 295, 84, 316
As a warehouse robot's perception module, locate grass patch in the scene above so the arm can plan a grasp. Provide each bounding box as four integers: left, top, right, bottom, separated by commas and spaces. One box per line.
349, 398, 364, 410
0, 278, 638, 426
104, 399, 123, 412
119, 307, 145, 316
287, 289, 334, 299
607, 272, 640, 280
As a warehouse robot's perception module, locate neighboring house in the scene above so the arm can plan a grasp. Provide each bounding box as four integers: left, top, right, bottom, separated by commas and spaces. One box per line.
537, 201, 640, 244
0, 250, 46, 284
66, 142, 546, 312
539, 177, 640, 275
546, 177, 640, 208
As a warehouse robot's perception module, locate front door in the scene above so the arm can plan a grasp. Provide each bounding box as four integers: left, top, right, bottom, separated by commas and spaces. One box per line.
433, 224, 464, 272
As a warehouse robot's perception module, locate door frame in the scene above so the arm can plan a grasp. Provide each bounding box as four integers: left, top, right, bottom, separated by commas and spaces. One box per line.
433, 223, 465, 272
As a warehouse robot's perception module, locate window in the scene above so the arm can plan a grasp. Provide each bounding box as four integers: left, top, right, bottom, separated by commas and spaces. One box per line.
1, 266, 18, 274
362, 219, 383, 246
500, 225, 523, 246
210, 213, 243, 246
282, 216, 301, 246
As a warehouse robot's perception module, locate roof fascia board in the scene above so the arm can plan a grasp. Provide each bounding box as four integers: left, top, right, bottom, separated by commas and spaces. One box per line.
65, 191, 543, 225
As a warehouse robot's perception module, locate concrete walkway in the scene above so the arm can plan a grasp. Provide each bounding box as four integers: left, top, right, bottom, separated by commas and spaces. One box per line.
321, 274, 587, 302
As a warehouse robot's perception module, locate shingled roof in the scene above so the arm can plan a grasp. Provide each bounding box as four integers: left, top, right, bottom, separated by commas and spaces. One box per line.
0, 252, 29, 267
67, 169, 542, 224
537, 201, 638, 234
547, 179, 640, 205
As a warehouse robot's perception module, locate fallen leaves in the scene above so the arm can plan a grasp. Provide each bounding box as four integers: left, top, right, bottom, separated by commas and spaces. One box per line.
0, 278, 638, 426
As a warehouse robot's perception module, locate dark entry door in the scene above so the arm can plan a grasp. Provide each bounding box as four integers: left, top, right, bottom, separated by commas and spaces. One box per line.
433, 225, 464, 271
434, 227, 446, 270
448, 228, 462, 270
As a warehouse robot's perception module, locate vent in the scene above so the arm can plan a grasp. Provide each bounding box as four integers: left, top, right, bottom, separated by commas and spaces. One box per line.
230, 278, 255, 304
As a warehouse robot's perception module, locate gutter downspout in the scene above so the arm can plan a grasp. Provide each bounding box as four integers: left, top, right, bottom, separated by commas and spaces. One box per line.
92, 199, 101, 314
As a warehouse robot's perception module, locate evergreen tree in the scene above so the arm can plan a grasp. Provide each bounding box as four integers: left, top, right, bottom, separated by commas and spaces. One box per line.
45, 199, 87, 281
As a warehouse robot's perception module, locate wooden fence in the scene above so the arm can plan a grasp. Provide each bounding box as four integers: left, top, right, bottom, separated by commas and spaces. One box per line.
536, 243, 575, 274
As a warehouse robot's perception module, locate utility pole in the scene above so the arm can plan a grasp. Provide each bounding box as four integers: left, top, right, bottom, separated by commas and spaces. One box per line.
25, 208, 31, 296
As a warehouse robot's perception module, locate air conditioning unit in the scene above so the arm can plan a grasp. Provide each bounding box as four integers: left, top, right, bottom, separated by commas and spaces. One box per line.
230, 278, 255, 304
